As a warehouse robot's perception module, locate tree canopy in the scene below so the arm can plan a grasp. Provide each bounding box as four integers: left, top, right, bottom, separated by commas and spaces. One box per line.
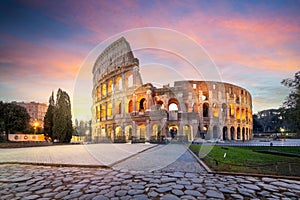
281, 71, 300, 135
0, 101, 30, 141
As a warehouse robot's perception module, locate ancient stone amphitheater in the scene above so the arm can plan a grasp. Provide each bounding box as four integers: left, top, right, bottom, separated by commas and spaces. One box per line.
92, 37, 253, 143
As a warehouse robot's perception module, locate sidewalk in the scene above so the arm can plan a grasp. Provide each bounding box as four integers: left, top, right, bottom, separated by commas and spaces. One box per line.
0, 143, 156, 167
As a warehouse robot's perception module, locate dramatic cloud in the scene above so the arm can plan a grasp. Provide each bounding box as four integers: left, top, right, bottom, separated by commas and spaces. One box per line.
1, 0, 299, 119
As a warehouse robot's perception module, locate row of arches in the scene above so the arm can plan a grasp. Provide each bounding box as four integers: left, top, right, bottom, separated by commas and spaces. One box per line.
222, 126, 252, 141
96, 73, 133, 100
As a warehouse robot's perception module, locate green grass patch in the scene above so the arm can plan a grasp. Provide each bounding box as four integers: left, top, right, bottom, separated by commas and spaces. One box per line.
190, 144, 300, 176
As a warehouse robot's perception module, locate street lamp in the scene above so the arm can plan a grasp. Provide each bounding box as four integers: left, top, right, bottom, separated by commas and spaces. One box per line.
33, 121, 39, 134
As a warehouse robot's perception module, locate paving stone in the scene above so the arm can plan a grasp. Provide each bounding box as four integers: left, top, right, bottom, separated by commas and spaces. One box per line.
16, 191, 32, 197
71, 183, 87, 190
0, 194, 14, 200
55, 191, 70, 199
172, 189, 184, 196
133, 194, 148, 200
128, 189, 144, 195
161, 194, 180, 200
205, 190, 225, 199
28, 185, 44, 191
179, 195, 196, 200
104, 191, 115, 198
22, 195, 40, 200
42, 193, 56, 198
35, 188, 53, 195
148, 191, 159, 198
262, 177, 277, 182
172, 184, 184, 190
92, 195, 109, 200
241, 183, 261, 191
63, 191, 83, 199
230, 194, 244, 199
161, 177, 177, 183
156, 187, 172, 193
115, 190, 127, 196
185, 189, 203, 197
282, 191, 299, 198
79, 193, 97, 200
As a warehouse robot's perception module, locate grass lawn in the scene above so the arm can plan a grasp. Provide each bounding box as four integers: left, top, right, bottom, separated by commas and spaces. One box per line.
189, 144, 300, 176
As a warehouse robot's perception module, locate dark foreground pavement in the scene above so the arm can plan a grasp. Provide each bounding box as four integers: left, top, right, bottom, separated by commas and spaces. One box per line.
1, 147, 300, 200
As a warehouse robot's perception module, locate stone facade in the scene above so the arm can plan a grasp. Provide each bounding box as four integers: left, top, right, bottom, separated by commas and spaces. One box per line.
92, 37, 253, 143
14, 101, 47, 129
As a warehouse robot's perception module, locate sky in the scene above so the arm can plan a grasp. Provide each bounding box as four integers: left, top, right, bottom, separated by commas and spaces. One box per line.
0, 0, 299, 120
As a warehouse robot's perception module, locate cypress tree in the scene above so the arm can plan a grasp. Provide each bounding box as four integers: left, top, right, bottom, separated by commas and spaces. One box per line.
44, 92, 55, 142
53, 89, 73, 143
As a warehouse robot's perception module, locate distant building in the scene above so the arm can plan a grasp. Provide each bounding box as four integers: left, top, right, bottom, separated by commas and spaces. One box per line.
92, 37, 253, 143
13, 101, 48, 129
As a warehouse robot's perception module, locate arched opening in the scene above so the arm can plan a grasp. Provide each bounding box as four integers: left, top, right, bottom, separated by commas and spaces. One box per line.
115, 76, 122, 90
137, 124, 146, 141
97, 86, 101, 100
152, 124, 161, 137
106, 126, 112, 141
203, 103, 209, 117
230, 126, 235, 140
139, 98, 146, 112
246, 128, 249, 140
169, 103, 178, 111
107, 103, 112, 117
168, 125, 178, 138
222, 103, 227, 117
213, 126, 218, 139
185, 103, 189, 112
156, 100, 164, 110
96, 106, 100, 120
223, 126, 228, 140
229, 104, 234, 117
202, 125, 209, 139
212, 103, 218, 117
236, 106, 240, 120
242, 127, 245, 141
241, 107, 246, 121
125, 125, 132, 142
115, 126, 123, 142
193, 103, 198, 112
183, 125, 192, 141
128, 100, 133, 113
101, 104, 106, 120
237, 127, 241, 140
168, 98, 179, 111
102, 84, 106, 97
125, 74, 133, 88
108, 80, 113, 94
115, 101, 121, 114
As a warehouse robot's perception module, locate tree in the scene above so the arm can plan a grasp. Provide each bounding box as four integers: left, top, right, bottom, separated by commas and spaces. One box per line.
52, 89, 73, 143
44, 92, 55, 142
0, 101, 30, 141
281, 71, 300, 135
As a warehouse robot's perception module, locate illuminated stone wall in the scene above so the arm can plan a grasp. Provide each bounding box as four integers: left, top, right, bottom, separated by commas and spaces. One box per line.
92, 38, 253, 143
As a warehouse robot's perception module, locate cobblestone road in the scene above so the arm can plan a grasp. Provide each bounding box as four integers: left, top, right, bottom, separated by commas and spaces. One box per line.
1, 148, 300, 200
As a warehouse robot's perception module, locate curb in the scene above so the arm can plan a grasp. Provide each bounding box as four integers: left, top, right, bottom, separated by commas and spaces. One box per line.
186, 146, 212, 173
0, 162, 110, 169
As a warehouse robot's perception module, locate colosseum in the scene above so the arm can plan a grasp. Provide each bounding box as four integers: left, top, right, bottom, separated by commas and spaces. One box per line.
92, 37, 253, 143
